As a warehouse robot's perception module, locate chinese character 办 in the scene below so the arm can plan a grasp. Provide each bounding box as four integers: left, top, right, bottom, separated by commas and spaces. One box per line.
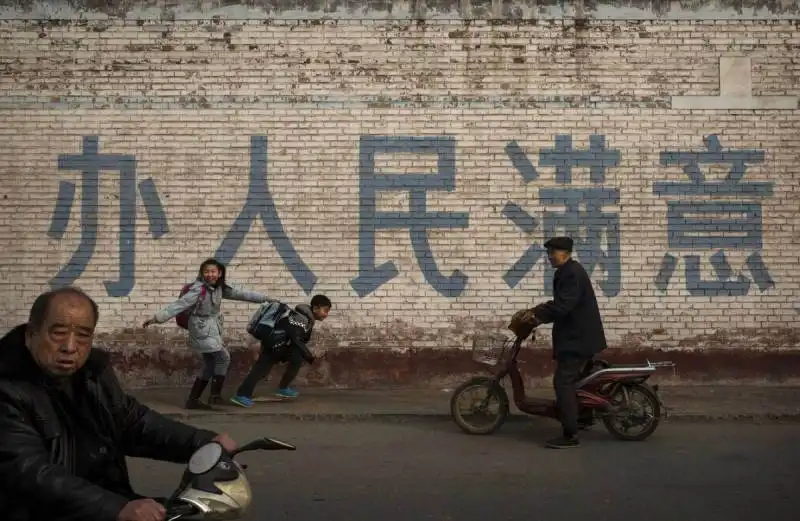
49, 136, 169, 297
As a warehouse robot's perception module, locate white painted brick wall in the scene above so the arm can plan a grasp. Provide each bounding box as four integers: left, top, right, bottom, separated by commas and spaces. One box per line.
0, 18, 798, 347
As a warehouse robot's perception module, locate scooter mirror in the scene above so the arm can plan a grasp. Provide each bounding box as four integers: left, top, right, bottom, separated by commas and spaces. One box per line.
187, 442, 223, 475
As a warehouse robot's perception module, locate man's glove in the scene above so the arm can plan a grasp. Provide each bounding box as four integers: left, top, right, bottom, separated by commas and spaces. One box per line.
508, 308, 540, 340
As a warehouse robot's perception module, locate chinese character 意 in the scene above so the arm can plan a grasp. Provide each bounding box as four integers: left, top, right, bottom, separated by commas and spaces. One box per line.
503, 135, 622, 297
653, 135, 774, 296
49, 136, 169, 297
213, 136, 317, 295
350, 136, 469, 298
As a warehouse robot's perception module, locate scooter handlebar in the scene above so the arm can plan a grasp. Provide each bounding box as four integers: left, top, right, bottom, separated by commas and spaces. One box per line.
231, 437, 297, 456
165, 503, 197, 518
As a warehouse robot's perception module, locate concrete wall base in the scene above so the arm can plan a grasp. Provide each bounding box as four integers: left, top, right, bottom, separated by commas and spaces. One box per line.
111, 343, 800, 389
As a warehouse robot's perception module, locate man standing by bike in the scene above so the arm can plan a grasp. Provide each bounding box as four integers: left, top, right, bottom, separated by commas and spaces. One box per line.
528, 237, 608, 449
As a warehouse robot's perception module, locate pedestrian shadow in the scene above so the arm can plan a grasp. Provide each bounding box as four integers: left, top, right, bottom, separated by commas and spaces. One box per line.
423, 413, 668, 448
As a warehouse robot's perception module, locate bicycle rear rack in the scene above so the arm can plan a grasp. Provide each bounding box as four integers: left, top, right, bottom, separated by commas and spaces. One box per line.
646, 360, 678, 377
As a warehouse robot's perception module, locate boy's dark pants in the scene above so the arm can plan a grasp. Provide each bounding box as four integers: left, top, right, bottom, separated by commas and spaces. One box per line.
236, 336, 304, 398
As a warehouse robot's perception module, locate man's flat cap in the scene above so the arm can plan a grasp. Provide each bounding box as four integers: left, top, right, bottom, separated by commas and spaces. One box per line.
544, 236, 574, 252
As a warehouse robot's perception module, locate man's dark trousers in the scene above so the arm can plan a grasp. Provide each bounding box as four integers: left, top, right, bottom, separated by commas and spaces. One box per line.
236, 335, 303, 398
553, 354, 590, 438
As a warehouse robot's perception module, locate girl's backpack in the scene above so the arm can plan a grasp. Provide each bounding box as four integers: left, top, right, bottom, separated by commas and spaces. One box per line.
175, 283, 207, 330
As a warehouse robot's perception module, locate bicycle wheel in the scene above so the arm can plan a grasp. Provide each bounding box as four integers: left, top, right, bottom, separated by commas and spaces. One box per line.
602, 383, 662, 441
450, 377, 510, 435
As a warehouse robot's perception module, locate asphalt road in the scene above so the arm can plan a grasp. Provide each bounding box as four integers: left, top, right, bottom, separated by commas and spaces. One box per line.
128, 417, 800, 521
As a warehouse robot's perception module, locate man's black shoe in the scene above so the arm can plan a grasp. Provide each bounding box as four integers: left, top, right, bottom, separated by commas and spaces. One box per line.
545, 436, 580, 449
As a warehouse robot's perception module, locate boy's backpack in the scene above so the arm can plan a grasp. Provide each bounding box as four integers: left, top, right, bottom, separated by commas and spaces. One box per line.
247, 300, 290, 341
175, 283, 208, 330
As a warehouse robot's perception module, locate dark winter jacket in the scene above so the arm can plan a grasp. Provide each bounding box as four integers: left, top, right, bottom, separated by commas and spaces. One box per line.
532, 258, 609, 359
268, 304, 317, 364
0, 324, 218, 521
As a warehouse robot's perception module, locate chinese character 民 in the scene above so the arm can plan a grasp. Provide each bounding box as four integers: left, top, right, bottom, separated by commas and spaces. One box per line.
503, 135, 622, 297
49, 136, 169, 297
350, 136, 469, 298
214, 136, 317, 294
653, 135, 774, 296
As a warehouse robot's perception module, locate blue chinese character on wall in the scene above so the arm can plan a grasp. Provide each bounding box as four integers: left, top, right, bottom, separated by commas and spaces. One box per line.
503, 135, 622, 297
214, 136, 318, 294
351, 136, 470, 298
653, 135, 774, 296
49, 136, 169, 297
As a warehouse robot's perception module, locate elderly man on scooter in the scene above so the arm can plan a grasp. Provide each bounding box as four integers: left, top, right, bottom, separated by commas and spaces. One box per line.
0, 286, 240, 521
521, 236, 609, 449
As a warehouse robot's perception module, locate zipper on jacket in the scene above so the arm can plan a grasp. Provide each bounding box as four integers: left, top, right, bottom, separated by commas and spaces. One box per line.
49, 438, 57, 463
70, 434, 77, 474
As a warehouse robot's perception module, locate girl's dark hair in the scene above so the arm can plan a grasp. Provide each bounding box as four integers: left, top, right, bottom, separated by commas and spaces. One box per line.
198, 258, 229, 288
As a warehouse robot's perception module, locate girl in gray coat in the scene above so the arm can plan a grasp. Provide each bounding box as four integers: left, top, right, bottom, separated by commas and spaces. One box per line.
143, 258, 271, 410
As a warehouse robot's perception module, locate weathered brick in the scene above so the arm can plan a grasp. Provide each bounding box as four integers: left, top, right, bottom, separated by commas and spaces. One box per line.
0, 10, 798, 388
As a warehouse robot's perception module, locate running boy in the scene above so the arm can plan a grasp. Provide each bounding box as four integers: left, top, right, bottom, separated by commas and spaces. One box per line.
231, 294, 331, 407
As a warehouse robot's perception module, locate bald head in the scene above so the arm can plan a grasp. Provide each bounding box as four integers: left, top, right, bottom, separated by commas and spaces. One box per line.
25, 288, 98, 377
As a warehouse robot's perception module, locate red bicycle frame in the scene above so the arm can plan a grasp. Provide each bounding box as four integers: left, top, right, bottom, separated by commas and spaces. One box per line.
493, 338, 666, 418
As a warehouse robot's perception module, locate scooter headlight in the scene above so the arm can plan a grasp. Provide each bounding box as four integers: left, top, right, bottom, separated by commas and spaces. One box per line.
177, 461, 252, 520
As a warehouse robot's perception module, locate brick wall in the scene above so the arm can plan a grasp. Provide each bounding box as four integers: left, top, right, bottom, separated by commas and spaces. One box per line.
1, 4, 799, 385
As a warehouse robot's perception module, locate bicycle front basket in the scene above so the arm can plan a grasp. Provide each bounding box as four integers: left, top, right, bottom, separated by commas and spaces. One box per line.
471, 331, 514, 367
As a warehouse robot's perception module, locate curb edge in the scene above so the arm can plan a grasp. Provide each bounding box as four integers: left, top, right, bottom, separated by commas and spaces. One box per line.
156, 410, 800, 423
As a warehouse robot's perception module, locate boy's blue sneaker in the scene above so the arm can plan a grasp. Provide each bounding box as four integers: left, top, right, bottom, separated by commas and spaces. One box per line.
275, 388, 298, 399
230, 395, 253, 408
